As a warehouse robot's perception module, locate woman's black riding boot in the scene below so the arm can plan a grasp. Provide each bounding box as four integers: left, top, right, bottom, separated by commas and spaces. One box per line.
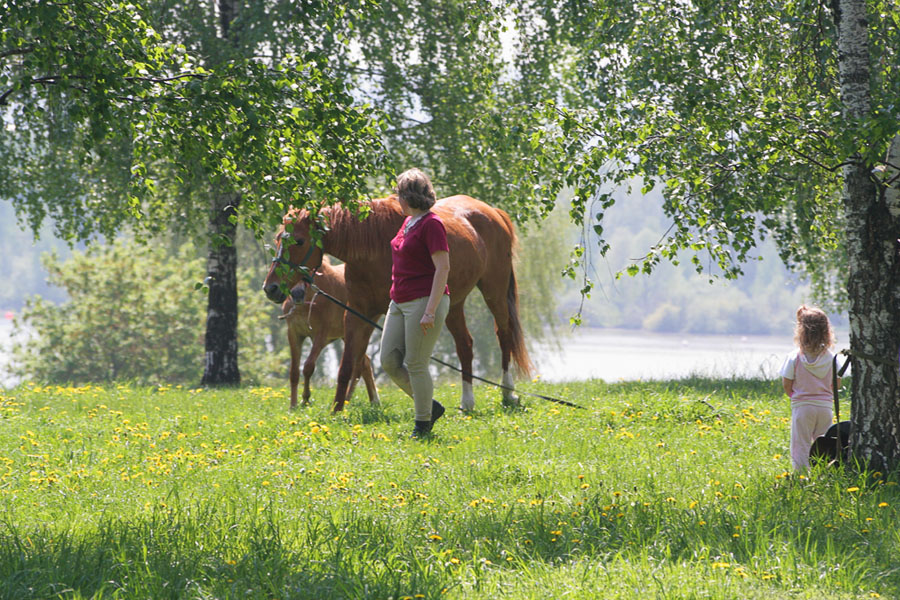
431, 400, 445, 425
412, 401, 445, 438
411, 420, 433, 438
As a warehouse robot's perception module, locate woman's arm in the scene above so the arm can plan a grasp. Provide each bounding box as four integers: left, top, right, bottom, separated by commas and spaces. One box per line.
420, 250, 450, 333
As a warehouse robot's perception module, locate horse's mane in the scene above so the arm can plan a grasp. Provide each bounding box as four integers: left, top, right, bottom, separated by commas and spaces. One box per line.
275, 198, 403, 260
321, 197, 404, 260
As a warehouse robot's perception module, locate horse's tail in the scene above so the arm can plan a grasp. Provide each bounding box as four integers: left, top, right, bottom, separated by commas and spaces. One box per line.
506, 253, 534, 379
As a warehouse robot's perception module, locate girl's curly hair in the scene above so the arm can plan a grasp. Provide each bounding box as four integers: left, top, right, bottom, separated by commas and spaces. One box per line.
794, 305, 835, 356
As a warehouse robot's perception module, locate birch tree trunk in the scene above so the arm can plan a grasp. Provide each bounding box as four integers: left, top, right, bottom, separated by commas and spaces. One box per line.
836, 0, 900, 471
201, 193, 241, 385
200, 0, 242, 386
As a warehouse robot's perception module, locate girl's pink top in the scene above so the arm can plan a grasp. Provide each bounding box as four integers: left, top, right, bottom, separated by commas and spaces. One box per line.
389, 212, 450, 303
781, 350, 834, 409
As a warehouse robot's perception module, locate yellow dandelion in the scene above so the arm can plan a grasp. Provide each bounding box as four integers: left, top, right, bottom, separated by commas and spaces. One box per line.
878, 502, 888, 508
847, 486, 860, 493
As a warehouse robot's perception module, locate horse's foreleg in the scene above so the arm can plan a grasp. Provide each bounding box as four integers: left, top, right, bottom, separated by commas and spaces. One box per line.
333, 318, 376, 412
346, 363, 360, 402
359, 354, 380, 405
346, 354, 376, 405
302, 335, 328, 406
287, 331, 305, 411
445, 305, 475, 411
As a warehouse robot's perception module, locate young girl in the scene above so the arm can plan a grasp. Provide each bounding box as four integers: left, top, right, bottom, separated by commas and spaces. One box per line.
781, 305, 839, 470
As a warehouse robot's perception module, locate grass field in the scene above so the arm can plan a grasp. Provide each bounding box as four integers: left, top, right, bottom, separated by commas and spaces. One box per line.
0, 378, 897, 599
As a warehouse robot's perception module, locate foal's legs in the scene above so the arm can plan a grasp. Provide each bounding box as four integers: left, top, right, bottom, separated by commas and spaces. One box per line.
444, 303, 475, 411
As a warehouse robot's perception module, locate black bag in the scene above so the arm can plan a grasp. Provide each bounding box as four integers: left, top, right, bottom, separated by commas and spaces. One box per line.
809, 354, 852, 465
809, 420, 850, 463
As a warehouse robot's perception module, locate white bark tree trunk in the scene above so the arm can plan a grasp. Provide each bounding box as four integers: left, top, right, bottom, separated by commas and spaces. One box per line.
836, 0, 900, 471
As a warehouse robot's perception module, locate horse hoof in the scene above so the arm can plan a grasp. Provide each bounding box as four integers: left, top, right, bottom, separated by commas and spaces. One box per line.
502, 394, 520, 408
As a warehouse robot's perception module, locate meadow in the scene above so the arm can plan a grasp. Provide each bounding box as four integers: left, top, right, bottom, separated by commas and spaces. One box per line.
0, 378, 897, 599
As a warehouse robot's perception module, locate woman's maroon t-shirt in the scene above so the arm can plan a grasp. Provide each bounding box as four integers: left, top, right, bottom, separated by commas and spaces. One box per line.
390, 212, 451, 303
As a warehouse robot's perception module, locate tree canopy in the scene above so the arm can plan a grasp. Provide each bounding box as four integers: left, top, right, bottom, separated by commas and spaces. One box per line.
1, 0, 388, 241
499, 0, 899, 469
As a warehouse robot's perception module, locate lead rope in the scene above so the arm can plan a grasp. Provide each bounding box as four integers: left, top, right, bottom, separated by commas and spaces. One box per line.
307, 283, 586, 409
832, 352, 852, 461
832, 355, 841, 460
306, 289, 320, 329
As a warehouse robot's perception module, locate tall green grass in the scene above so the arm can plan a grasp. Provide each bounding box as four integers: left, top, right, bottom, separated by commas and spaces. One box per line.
0, 378, 896, 599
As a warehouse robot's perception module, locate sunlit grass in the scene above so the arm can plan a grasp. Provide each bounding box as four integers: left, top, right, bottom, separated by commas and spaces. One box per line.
0, 379, 897, 599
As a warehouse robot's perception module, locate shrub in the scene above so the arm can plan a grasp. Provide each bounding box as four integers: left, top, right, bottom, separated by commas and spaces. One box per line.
10, 241, 206, 384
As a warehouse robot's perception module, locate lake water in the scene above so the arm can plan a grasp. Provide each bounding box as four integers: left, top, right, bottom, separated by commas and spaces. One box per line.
530, 328, 794, 382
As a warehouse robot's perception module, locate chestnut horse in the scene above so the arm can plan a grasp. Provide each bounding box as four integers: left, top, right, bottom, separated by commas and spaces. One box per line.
279, 257, 378, 410
262, 194, 533, 412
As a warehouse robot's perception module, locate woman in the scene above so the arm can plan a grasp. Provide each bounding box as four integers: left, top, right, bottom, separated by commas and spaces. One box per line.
380, 168, 451, 437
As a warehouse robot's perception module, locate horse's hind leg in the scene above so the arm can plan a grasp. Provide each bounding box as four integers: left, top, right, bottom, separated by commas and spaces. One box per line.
445, 304, 475, 411
479, 287, 519, 407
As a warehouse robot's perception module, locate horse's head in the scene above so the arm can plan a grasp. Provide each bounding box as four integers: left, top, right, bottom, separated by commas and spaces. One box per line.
262, 207, 325, 304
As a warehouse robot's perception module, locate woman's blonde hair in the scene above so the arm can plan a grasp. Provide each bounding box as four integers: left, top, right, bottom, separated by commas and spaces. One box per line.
794, 305, 835, 356
395, 168, 436, 210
